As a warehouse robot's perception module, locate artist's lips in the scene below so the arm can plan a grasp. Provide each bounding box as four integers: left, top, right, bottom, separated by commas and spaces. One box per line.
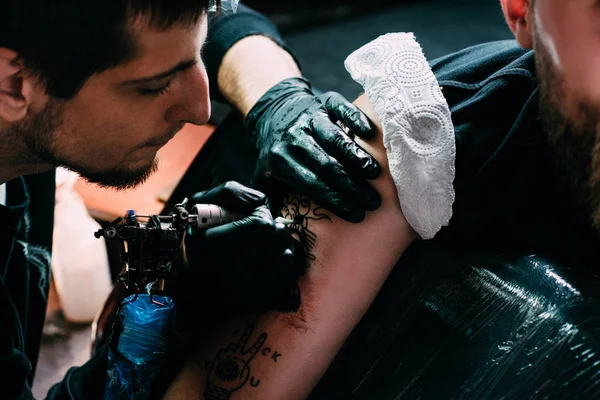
143, 138, 171, 148
142, 125, 184, 147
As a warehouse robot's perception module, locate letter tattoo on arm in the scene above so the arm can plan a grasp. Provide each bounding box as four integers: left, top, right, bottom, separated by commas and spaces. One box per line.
204, 325, 285, 399
204, 325, 269, 400
202, 194, 331, 399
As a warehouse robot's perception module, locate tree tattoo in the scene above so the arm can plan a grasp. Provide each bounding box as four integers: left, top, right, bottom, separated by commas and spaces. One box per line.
204, 325, 268, 400
279, 192, 332, 261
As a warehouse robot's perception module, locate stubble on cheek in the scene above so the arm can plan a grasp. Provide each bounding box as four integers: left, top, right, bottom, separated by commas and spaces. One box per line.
535, 26, 600, 230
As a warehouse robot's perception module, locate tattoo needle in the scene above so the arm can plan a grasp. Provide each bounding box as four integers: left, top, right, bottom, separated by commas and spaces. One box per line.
274, 217, 295, 225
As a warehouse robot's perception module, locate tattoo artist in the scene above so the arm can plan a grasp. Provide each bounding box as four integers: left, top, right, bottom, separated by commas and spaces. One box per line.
0, 1, 380, 398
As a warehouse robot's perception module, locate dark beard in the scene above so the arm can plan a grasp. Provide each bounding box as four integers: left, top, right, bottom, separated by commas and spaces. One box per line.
78, 157, 159, 190
17, 98, 158, 190
535, 31, 600, 229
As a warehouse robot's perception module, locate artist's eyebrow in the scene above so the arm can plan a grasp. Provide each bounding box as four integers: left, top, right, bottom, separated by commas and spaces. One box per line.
120, 58, 198, 86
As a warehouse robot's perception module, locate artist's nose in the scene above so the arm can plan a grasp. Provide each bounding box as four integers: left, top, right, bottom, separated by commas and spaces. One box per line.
166, 62, 211, 126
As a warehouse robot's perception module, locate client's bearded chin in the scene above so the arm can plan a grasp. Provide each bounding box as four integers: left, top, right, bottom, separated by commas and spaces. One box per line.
535, 32, 600, 230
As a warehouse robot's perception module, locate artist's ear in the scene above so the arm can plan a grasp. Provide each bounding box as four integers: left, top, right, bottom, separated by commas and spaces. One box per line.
0, 48, 41, 123
500, 0, 534, 49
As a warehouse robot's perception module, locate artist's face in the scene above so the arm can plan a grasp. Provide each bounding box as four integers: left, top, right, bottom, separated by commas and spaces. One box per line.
17, 15, 210, 189
531, 0, 600, 227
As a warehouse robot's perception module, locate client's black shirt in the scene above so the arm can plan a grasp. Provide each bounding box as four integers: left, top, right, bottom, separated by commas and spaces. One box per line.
431, 40, 600, 266
309, 40, 600, 399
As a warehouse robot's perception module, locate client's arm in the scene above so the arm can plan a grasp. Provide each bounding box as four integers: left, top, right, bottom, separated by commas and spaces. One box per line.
163, 94, 417, 400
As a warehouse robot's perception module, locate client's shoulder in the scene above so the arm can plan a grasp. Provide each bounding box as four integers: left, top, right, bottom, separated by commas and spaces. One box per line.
427, 41, 543, 207
428, 40, 538, 145
430, 40, 535, 89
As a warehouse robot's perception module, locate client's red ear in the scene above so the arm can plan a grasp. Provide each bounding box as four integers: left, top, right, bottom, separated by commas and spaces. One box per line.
500, 0, 534, 49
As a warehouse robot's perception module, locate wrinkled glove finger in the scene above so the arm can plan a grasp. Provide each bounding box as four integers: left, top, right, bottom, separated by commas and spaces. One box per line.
310, 116, 381, 180
189, 181, 266, 214
288, 136, 381, 212
322, 91, 376, 139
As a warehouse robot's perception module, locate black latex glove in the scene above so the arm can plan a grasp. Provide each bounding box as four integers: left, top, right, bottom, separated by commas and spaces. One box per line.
245, 77, 382, 223
182, 181, 306, 313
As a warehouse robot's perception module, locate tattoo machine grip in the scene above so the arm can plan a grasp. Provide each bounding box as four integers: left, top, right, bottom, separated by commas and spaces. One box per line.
191, 204, 244, 231
192, 204, 295, 231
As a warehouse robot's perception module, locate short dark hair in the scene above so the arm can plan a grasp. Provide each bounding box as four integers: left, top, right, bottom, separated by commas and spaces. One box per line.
0, 0, 210, 99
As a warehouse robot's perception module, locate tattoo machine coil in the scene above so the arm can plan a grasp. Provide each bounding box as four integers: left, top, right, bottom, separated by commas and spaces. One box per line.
95, 199, 242, 302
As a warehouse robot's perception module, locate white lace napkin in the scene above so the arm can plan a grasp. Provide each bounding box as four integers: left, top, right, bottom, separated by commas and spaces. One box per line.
344, 33, 456, 239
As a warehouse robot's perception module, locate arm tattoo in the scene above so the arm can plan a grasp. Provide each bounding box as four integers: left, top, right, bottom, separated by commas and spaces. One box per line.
204, 325, 282, 400
279, 192, 332, 261
204, 194, 331, 399
276, 192, 333, 328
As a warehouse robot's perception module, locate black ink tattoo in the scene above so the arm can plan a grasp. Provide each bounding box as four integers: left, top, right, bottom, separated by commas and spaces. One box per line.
276, 192, 333, 327
271, 351, 282, 363
280, 192, 332, 261
204, 325, 269, 400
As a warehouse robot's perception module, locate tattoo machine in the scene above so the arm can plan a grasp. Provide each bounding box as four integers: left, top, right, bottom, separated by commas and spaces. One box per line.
96, 199, 248, 399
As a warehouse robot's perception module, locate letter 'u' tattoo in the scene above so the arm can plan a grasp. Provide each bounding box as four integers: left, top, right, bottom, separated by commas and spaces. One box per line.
279, 192, 332, 262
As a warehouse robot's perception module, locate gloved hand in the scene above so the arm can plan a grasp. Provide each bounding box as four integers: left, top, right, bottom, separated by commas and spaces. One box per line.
181, 181, 306, 313
245, 77, 382, 223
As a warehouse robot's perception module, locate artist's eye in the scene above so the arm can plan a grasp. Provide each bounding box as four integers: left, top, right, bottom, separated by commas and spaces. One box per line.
138, 80, 173, 97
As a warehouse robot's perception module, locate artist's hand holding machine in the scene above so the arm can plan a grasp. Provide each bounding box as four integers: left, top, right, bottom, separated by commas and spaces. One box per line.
95, 181, 307, 398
